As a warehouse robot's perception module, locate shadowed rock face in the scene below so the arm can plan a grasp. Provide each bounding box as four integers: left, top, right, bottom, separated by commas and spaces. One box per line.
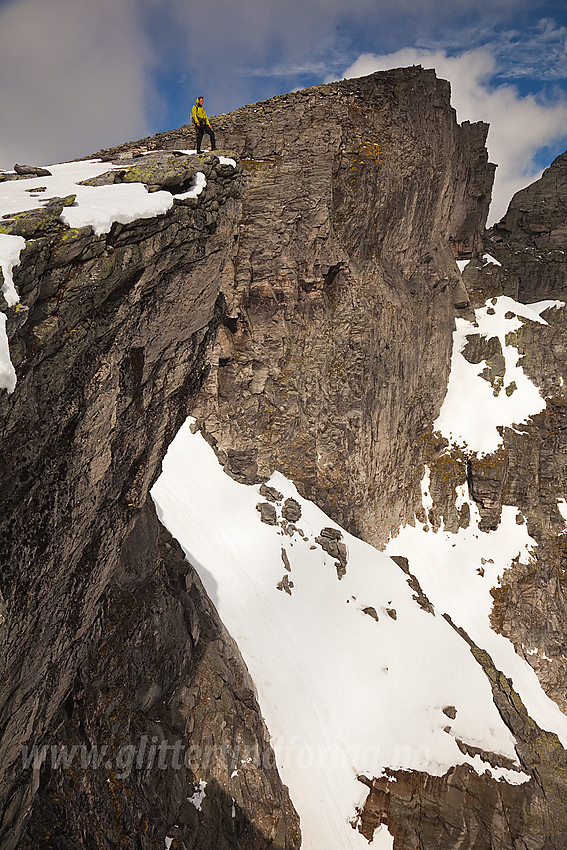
0, 153, 299, 849
18, 504, 300, 850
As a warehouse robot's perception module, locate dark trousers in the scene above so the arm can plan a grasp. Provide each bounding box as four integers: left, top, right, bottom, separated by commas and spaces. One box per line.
196, 122, 216, 153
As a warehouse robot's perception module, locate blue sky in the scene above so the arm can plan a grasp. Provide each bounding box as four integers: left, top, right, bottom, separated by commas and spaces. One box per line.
0, 0, 566, 220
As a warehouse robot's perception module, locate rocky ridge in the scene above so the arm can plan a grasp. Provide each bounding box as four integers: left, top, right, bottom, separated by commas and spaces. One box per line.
1, 66, 567, 849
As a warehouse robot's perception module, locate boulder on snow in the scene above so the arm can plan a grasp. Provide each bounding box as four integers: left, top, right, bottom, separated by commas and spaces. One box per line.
256, 501, 277, 525
281, 497, 301, 522
14, 163, 52, 177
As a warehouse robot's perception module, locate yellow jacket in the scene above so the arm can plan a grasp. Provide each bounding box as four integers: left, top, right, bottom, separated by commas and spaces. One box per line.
191, 101, 210, 126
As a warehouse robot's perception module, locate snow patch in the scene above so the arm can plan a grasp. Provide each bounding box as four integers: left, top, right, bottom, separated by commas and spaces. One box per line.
557, 499, 567, 529
152, 423, 531, 850
386, 470, 567, 749
525, 646, 539, 657
421, 466, 433, 513
435, 296, 565, 455
371, 824, 394, 849
174, 172, 206, 200
483, 253, 502, 267
0, 233, 25, 306
60, 182, 173, 236
0, 233, 25, 392
175, 149, 236, 168
187, 780, 207, 811
456, 259, 470, 273
455, 482, 468, 510
0, 312, 17, 393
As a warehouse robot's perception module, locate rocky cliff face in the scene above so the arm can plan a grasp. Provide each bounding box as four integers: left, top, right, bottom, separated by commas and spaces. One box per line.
1, 66, 566, 850
188, 68, 494, 546
360, 152, 567, 849
0, 153, 298, 849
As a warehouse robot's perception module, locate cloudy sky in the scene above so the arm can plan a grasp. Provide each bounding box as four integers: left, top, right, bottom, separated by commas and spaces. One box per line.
0, 0, 566, 221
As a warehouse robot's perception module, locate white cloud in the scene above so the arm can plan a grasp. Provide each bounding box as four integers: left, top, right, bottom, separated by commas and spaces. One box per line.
491, 18, 567, 81
417, 17, 567, 83
1, 0, 564, 224
0, 0, 154, 169
342, 48, 567, 223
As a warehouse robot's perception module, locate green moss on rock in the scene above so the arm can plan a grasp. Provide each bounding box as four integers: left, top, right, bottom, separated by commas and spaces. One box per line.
0, 196, 76, 238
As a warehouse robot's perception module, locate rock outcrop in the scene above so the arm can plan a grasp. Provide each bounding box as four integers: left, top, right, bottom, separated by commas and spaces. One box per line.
487, 150, 567, 302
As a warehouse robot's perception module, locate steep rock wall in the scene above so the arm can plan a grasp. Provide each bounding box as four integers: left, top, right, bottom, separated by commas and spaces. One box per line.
365, 151, 567, 849
188, 68, 495, 545
0, 153, 299, 849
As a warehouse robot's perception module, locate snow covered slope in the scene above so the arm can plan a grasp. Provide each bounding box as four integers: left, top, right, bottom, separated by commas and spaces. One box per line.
152, 294, 567, 847
151, 422, 546, 849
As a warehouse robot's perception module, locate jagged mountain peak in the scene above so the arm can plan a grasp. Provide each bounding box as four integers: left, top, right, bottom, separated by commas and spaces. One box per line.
491, 148, 567, 251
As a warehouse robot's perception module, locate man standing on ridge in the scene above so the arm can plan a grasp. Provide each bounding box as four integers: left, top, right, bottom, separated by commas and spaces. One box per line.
191, 96, 216, 154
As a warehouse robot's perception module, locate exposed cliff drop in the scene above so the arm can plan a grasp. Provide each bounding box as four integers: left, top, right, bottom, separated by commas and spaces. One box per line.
1, 65, 567, 850
0, 152, 299, 849
152, 76, 567, 848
